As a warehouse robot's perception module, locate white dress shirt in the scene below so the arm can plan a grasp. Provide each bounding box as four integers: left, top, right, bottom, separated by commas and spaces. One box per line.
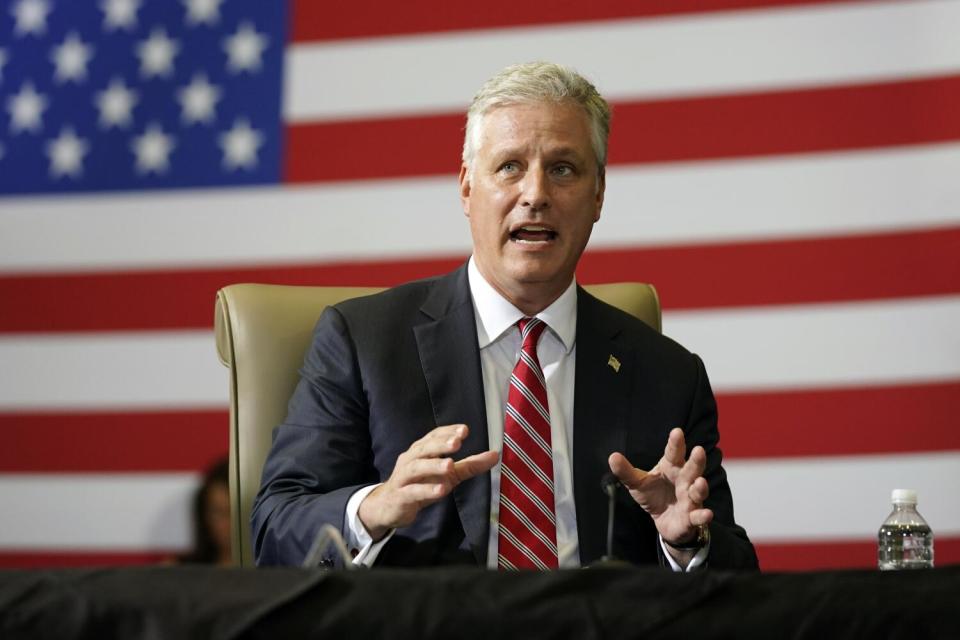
468, 257, 581, 568
344, 258, 707, 570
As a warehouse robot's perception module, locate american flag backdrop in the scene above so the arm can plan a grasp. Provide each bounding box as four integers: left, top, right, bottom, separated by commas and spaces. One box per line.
1, 0, 958, 570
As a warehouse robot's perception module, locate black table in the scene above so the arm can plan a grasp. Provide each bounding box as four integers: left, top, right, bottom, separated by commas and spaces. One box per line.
2, 565, 958, 639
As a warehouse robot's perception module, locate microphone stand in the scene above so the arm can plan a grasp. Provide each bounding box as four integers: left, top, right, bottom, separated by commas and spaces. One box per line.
586, 473, 632, 569
302, 524, 356, 570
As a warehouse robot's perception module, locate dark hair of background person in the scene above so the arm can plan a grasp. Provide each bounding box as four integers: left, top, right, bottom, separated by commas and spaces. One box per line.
178, 457, 232, 565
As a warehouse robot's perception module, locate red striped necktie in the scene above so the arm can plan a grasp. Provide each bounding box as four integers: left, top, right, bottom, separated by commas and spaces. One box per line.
497, 317, 559, 570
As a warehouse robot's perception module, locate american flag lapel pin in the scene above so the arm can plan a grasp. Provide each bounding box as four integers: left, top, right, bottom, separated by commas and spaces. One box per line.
607, 354, 621, 373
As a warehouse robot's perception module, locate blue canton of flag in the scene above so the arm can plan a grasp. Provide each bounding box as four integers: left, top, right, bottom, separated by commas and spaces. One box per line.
0, 0, 286, 194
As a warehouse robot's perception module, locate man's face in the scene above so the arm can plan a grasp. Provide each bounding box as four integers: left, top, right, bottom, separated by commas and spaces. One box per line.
459, 101, 604, 311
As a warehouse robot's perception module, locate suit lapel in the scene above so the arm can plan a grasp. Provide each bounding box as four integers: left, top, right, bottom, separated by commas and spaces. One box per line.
572, 289, 633, 564
414, 266, 490, 565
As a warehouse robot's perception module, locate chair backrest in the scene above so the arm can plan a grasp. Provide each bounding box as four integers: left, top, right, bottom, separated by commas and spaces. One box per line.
214, 281, 660, 566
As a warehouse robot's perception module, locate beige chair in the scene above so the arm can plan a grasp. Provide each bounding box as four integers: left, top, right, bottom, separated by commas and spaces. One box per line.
215, 282, 661, 567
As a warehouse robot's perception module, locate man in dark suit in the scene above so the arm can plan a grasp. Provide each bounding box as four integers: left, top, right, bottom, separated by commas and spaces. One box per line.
252, 62, 758, 571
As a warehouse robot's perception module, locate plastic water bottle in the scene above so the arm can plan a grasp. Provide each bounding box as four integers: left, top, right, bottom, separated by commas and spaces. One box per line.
877, 489, 934, 570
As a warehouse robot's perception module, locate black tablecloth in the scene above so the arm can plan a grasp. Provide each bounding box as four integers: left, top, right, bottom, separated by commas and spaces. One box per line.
2, 565, 958, 639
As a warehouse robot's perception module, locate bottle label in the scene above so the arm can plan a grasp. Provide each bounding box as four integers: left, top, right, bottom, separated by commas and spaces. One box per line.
903, 536, 924, 552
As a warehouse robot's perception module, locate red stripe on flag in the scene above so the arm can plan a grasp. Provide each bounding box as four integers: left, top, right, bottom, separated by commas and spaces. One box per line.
3, 383, 957, 472
292, 0, 842, 42
285, 75, 960, 183
578, 226, 960, 311
0, 258, 464, 333
284, 112, 464, 183
755, 536, 960, 572
1, 227, 957, 334
0, 550, 177, 568
1, 410, 228, 472
717, 381, 960, 459
609, 75, 960, 165
0, 258, 465, 333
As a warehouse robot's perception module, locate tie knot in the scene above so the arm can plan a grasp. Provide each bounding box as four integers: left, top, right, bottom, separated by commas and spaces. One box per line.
517, 317, 547, 351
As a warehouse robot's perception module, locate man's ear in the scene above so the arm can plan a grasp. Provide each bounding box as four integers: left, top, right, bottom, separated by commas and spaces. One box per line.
458, 164, 471, 217
594, 168, 606, 222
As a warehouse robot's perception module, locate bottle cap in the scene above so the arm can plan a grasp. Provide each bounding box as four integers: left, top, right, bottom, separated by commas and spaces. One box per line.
891, 489, 917, 504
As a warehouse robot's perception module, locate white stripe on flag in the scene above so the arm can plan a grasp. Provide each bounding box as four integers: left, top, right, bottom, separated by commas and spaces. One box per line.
666, 295, 960, 392
2, 143, 958, 272
727, 452, 960, 541
0, 473, 198, 549
3, 452, 957, 550
285, 0, 960, 120
0, 331, 227, 410
1, 296, 958, 409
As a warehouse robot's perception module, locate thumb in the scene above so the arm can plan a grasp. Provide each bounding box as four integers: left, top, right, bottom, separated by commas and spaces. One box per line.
608, 452, 650, 490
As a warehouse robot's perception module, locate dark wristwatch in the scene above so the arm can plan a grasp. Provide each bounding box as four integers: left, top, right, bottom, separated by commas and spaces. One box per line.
665, 524, 710, 551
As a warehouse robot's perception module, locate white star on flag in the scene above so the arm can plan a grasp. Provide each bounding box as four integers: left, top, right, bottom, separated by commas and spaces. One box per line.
12, 0, 51, 37
183, 0, 222, 26
0, 49, 8, 82
219, 118, 263, 170
131, 122, 176, 174
100, 0, 140, 31
7, 82, 48, 134
177, 73, 221, 125
51, 32, 95, 84
136, 28, 180, 78
223, 22, 268, 74
46, 127, 89, 178
95, 78, 138, 129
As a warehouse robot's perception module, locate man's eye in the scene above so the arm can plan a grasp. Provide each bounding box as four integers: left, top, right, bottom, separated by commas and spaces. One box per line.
552, 165, 574, 177
499, 162, 519, 174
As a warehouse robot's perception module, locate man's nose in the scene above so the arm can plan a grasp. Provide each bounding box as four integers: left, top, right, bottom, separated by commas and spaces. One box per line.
519, 170, 550, 211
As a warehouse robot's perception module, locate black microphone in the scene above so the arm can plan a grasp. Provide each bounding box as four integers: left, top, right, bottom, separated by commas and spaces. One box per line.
585, 473, 632, 568
601, 472, 619, 495
601, 473, 619, 561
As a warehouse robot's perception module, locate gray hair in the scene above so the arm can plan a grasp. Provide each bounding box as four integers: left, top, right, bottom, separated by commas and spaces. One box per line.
462, 62, 611, 174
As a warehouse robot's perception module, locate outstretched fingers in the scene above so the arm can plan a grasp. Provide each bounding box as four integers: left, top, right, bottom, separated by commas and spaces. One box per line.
400, 426, 497, 495
406, 424, 468, 461
688, 506, 715, 528
686, 475, 710, 505
361, 423, 496, 534
662, 428, 687, 470
399, 457, 454, 484
676, 445, 707, 494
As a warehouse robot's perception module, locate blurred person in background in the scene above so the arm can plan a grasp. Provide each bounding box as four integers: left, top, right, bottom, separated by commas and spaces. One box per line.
178, 457, 232, 566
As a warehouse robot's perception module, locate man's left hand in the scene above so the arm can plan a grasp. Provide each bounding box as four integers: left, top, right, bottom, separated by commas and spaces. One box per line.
607, 428, 713, 548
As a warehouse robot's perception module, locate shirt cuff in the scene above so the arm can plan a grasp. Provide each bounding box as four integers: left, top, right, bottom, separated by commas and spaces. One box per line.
659, 534, 710, 572
344, 483, 395, 567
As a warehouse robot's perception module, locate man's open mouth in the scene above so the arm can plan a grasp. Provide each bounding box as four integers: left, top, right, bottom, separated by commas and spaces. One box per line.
510, 225, 557, 243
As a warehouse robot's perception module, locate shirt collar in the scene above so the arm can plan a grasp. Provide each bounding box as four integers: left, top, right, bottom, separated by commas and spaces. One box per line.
467, 256, 577, 353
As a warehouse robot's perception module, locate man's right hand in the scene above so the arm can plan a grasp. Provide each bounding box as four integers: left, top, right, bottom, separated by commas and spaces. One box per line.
358, 424, 499, 541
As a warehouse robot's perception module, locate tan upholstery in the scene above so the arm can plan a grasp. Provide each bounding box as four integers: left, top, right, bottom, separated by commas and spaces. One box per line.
215, 281, 660, 566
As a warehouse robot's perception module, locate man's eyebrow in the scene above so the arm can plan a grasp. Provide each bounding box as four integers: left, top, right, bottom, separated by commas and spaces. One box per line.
486, 145, 587, 160
547, 146, 587, 159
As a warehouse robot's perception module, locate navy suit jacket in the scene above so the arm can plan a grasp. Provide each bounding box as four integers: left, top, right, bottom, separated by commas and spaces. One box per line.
251, 265, 758, 570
